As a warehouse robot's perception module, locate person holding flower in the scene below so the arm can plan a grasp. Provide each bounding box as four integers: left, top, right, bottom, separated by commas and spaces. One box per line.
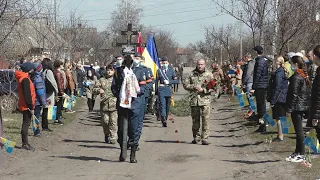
183, 59, 214, 145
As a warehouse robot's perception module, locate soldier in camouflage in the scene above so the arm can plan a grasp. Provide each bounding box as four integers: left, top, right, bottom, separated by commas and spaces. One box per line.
93, 65, 118, 144
183, 59, 214, 145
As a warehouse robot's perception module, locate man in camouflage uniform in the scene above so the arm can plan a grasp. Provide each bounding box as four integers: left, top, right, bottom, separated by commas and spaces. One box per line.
183, 59, 214, 145
93, 65, 117, 144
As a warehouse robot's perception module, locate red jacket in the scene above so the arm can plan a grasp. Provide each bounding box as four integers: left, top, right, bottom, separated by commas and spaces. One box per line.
15, 70, 36, 111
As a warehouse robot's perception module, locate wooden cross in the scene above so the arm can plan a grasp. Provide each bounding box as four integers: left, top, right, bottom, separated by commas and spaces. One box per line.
113, 23, 145, 54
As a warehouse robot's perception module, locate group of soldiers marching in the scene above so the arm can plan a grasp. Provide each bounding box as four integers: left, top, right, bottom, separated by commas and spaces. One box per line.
92, 52, 179, 163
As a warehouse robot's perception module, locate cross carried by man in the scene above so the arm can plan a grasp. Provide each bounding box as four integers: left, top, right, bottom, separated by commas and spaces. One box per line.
113, 23, 145, 55
112, 23, 145, 161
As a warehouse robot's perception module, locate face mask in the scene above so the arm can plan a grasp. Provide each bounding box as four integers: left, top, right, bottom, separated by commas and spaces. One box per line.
163, 64, 168, 69
140, 62, 144, 66
117, 60, 123, 66
133, 60, 140, 65
291, 65, 296, 72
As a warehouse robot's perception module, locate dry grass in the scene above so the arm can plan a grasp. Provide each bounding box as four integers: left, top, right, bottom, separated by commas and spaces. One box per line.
2, 98, 84, 143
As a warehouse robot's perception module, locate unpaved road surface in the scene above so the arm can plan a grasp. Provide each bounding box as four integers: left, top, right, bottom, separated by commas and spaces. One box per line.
0, 68, 298, 179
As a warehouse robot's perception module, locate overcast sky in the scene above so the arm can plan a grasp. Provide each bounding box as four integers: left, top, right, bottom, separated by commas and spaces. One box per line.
57, 0, 237, 47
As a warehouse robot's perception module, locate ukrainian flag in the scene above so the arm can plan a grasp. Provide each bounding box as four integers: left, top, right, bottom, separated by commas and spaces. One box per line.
142, 34, 160, 79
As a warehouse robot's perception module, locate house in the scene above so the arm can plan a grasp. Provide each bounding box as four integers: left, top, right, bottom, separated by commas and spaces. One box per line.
0, 16, 70, 61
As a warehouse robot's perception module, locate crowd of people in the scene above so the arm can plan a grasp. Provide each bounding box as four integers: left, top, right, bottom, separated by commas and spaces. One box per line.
5, 43, 320, 165
7, 52, 183, 163
209, 45, 320, 163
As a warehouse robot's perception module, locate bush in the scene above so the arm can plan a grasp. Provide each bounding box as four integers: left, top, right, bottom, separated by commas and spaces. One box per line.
170, 97, 191, 117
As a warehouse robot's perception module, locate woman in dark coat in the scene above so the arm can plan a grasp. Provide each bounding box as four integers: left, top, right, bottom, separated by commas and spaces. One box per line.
307, 45, 320, 141
285, 55, 311, 163
76, 64, 86, 97
269, 56, 288, 141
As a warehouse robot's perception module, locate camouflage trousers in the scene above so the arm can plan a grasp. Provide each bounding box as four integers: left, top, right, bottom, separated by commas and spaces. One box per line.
101, 111, 118, 141
191, 105, 211, 140
147, 93, 156, 114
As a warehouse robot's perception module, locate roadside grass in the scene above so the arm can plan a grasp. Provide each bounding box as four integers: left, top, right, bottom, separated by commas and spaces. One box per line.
170, 96, 191, 117
2, 98, 84, 144
235, 108, 320, 180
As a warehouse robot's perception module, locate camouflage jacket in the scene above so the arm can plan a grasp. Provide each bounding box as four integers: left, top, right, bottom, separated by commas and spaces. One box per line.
93, 77, 117, 112
183, 68, 214, 106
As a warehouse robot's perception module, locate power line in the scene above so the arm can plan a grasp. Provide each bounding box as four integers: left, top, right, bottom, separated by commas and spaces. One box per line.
152, 12, 223, 27
82, 3, 212, 19
82, 3, 230, 22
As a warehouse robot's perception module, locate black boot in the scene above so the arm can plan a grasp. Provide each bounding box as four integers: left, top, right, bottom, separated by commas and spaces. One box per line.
161, 116, 167, 127
130, 145, 138, 163
119, 145, 126, 162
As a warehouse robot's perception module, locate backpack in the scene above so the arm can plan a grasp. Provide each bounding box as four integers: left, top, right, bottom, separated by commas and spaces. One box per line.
44, 70, 55, 95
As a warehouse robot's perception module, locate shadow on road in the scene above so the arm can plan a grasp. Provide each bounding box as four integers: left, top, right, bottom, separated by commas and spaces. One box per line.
52, 156, 118, 162
221, 159, 281, 164
211, 115, 235, 121
210, 135, 243, 138
221, 141, 263, 148
62, 139, 104, 143
216, 108, 238, 112
145, 140, 190, 144
220, 121, 243, 125
78, 122, 101, 126
78, 144, 119, 149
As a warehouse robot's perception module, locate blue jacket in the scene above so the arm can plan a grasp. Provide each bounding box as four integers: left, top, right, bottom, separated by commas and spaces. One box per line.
31, 72, 47, 106
111, 65, 146, 109
253, 55, 269, 89
269, 67, 288, 105
145, 67, 154, 98
156, 67, 179, 97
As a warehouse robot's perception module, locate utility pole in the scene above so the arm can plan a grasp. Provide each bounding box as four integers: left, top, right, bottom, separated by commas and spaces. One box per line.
125, 0, 128, 23
272, 0, 279, 56
54, 0, 57, 31
220, 44, 223, 65
239, 12, 243, 59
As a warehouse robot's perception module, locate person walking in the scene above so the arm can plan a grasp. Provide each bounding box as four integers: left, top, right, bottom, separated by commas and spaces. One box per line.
64, 62, 75, 113
93, 65, 118, 144
235, 64, 243, 87
15, 62, 36, 151
112, 55, 146, 163
173, 67, 180, 92
285, 55, 311, 162
183, 59, 213, 145
84, 69, 97, 112
76, 64, 86, 97
251, 45, 269, 133
157, 57, 179, 127
268, 56, 288, 141
178, 63, 184, 82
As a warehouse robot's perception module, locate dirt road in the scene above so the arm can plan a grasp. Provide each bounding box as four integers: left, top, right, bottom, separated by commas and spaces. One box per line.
0, 93, 300, 180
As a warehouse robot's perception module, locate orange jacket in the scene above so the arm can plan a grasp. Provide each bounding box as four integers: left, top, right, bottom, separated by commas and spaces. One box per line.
15, 70, 36, 111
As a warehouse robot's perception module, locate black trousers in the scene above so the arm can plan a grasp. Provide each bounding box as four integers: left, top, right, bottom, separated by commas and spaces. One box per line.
291, 111, 305, 155
21, 110, 32, 145
56, 97, 63, 119
87, 98, 95, 111
42, 108, 49, 129
255, 88, 267, 119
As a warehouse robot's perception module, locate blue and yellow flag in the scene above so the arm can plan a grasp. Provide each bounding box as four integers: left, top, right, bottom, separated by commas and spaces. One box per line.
0, 137, 16, 154
142, 34, 160, 80
32, 115, 40, 133
280, 116, 295, 134
248, 95, 257, 112
263, 109, 275, 127
47, 106, 57, 120
304, 129, 319, 154
237, 93, 249, 108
